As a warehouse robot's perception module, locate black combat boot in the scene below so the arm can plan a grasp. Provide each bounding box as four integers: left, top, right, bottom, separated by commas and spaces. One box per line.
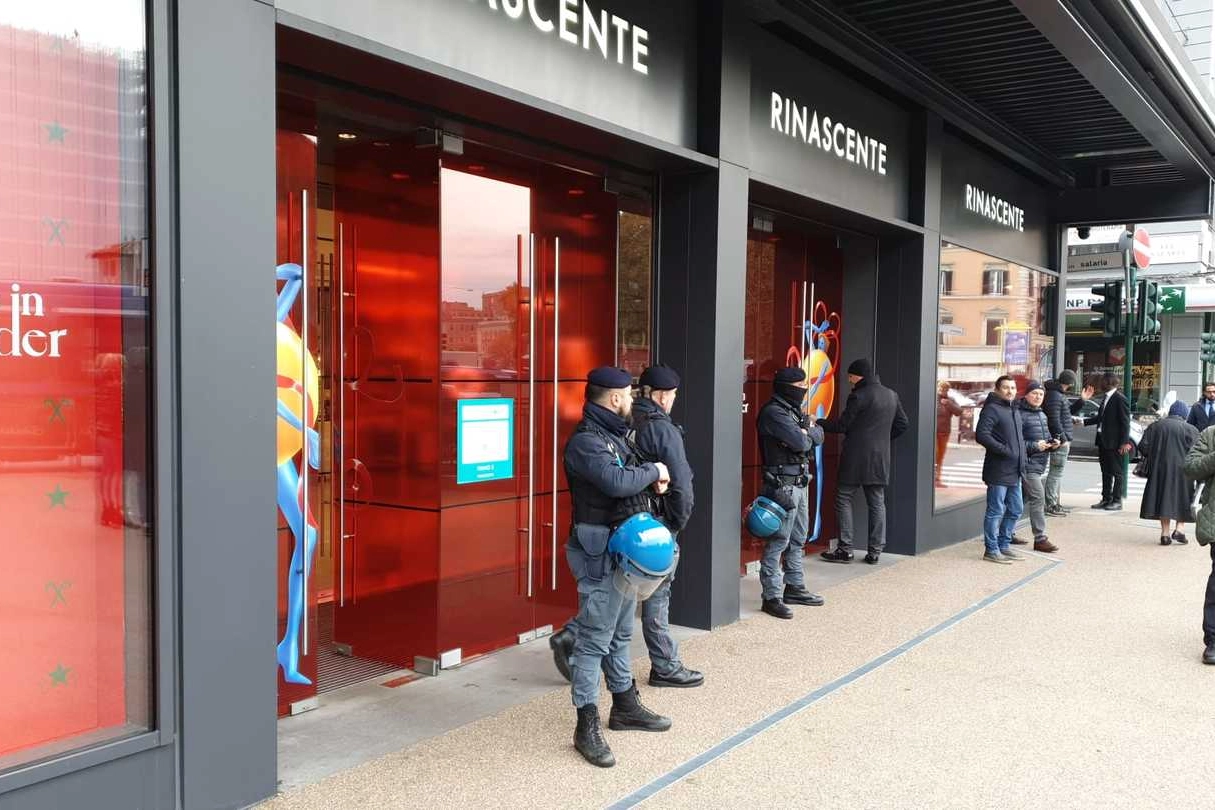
549, 625, 574, 682
783, 585, 825, 606
574, 704, 615, 767
608, 681, 672, 732
762, 597, 793, 619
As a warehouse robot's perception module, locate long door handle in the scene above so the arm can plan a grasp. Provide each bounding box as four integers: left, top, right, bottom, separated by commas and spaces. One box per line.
527, 233, 536, 599
338, 222, 346, 607
552, 236, 560, 590
301, 188, 311, 654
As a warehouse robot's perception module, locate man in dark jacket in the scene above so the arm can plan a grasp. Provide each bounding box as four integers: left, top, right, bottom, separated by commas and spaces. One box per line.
1187, 383, 1215, 432
1019, 381, 1061, 552
818, 358, 909, 565
1079, 372, 1132, 511
549, 365, 703, 689
975, 375, 1027, 564
1041, 369, 1077, 516
756, 366, 826, 619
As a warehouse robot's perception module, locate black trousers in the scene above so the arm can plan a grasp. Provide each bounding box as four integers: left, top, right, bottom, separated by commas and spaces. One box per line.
1205, 545, 1215, 646
1098, 448, 1125, 502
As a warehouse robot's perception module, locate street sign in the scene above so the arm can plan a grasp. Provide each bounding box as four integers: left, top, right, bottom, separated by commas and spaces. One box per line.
1133, 227, 1152, 269
1159, 285, 1186, 313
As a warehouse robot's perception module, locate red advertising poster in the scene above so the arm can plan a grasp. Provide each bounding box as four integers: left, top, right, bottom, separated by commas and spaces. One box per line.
0, 24, 132, 760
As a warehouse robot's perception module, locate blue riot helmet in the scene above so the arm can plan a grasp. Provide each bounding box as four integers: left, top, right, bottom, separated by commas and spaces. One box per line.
608, 512, 677, 601
745, 496, 787, 538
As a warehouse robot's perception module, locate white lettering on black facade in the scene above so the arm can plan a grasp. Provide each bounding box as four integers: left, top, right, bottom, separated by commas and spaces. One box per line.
964, 183, 1025, 233
472, 0, 649, 75
769, 91, 888, 176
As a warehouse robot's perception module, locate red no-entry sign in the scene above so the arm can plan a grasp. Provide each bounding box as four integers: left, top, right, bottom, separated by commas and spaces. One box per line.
1133, 227, 1152, 269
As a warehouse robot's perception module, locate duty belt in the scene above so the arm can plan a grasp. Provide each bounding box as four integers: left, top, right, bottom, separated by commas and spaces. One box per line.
764, 464, 809, 477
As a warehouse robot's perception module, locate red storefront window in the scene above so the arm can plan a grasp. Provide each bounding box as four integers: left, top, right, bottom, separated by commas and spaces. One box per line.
0, 4, 153, 772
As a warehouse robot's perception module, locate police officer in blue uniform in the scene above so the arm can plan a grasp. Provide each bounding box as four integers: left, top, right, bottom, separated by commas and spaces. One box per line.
562, 366, 672, 768
756, 366, 826, 619
549, 365, 703, 689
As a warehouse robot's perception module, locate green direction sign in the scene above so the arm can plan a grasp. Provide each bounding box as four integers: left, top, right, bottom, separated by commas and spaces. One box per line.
1160, 285, 1186, 313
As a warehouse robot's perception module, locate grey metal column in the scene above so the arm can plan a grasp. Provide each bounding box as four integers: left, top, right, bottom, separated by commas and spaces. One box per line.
176, 0, 278, 808
657, 164, 748, 630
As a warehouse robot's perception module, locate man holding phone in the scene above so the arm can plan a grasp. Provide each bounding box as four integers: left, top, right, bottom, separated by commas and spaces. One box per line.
1020, 381, 1060, 552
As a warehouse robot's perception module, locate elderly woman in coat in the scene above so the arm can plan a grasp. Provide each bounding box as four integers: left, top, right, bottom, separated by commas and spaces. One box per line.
1139, 400, 1200, 545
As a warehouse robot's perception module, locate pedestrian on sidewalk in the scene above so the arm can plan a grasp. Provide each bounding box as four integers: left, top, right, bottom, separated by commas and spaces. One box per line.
1139, 400, 1199, 546
936, 381, 964, 487
1077, 372, 1132, 511
1043, 369, 1078, 515
975, 375, 1028, 564
1185, 383, 1215, 432
1018, 381, 1061, 553
1181, 425, 1215, 665
818, 358, 908, 565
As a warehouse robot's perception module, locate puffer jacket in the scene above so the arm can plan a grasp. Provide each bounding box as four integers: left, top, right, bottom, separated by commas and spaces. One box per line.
1042, 380, 1073, 443
1183, 425, 1215, 545
1017, 398, 1053, 476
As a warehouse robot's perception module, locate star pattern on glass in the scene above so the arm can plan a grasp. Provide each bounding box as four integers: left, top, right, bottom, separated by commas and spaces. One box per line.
48, 485, 69, 508
50, 664, 71, 686
43, 217, 68, 245
46, 581, 71, 606
45, 121, 67, 143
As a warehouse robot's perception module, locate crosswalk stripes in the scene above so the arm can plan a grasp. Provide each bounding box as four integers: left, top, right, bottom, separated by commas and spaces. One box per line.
937, 458, 985, 490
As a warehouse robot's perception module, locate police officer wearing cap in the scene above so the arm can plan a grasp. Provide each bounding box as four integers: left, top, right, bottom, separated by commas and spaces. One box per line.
551, 365, 704, 690
562, 366, 673, 768
756, 366, 826, 619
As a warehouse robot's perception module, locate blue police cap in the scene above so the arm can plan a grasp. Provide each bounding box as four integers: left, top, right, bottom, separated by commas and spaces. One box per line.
774, 366, 807, 384
587, 366, 633, 388
639, 364, 680, 391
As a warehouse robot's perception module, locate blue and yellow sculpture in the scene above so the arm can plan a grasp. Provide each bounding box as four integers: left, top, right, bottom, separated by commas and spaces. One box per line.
787, 301, 841, 544
275, 262, 321, 685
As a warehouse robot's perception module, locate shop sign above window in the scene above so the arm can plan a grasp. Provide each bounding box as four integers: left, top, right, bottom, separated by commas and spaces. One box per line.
768, 92, 889, 176
471, 0, 650, 75
964, 184, 1025, 233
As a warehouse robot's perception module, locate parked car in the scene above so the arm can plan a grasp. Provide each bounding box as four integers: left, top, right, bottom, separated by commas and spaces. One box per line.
1065, 394, 1148, 461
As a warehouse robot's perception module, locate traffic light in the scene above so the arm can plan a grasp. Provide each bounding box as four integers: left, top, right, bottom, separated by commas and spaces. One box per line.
1038, 283, 1056, 334
1202, 333, 1215, 363
1090, 281, 1123, 337
1136, 280, 1161, 336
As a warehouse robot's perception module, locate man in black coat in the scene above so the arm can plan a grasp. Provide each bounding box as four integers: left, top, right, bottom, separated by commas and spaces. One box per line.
1079, 372, 1132, 510
1041, 369, 1077, 516
975, 375, 1028, 564
1187, 383, 1215, 432
818, 358, 909, 565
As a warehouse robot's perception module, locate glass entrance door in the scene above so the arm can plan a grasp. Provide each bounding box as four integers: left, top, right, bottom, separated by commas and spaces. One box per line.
275, 82, 635, 714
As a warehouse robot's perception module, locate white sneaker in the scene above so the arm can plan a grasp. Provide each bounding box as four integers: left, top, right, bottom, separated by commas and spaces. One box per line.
983, 551, 1012, 565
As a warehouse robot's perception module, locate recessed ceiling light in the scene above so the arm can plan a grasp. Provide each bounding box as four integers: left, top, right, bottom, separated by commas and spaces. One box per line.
391, 172, 410, 181
373, 140, 391, 147
337, 132, 357, 140
568, 188, 585, 196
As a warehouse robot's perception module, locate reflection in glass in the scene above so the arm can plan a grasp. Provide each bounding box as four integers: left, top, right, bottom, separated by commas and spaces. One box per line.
617, 203, 653, 376
0, 1, 153, 772
934, 243, 1055, 511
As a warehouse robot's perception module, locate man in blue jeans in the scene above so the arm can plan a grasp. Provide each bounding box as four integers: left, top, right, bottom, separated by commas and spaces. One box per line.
975, 375, 1030, 564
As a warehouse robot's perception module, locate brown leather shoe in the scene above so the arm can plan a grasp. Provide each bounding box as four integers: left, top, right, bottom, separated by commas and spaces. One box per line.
1033, 537, 1058, 553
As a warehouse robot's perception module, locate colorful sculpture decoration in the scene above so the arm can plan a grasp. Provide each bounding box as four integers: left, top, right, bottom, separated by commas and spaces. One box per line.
785, 300, 841, 544
275, 262, 321, 685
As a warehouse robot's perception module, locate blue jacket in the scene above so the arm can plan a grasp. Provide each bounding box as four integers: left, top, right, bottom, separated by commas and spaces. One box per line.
631, 396, 695, 533
976, 395, 1027, 486
1017, 399, 1054, 476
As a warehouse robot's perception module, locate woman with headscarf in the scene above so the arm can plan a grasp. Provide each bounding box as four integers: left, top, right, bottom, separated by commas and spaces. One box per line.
1139, 400, 1200, 544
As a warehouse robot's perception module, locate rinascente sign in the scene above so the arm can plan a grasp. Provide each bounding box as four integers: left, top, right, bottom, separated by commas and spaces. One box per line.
469, 0, 650, 74
769, 91, 889, 176
964, 184, 1025, 233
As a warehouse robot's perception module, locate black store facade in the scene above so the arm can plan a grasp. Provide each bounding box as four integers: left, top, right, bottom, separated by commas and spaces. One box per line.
3, 1, 1209, 808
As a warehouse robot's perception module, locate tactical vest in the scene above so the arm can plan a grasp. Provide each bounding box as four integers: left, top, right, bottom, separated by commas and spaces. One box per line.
566, 420, 654, 531
757, 397, 811, 480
